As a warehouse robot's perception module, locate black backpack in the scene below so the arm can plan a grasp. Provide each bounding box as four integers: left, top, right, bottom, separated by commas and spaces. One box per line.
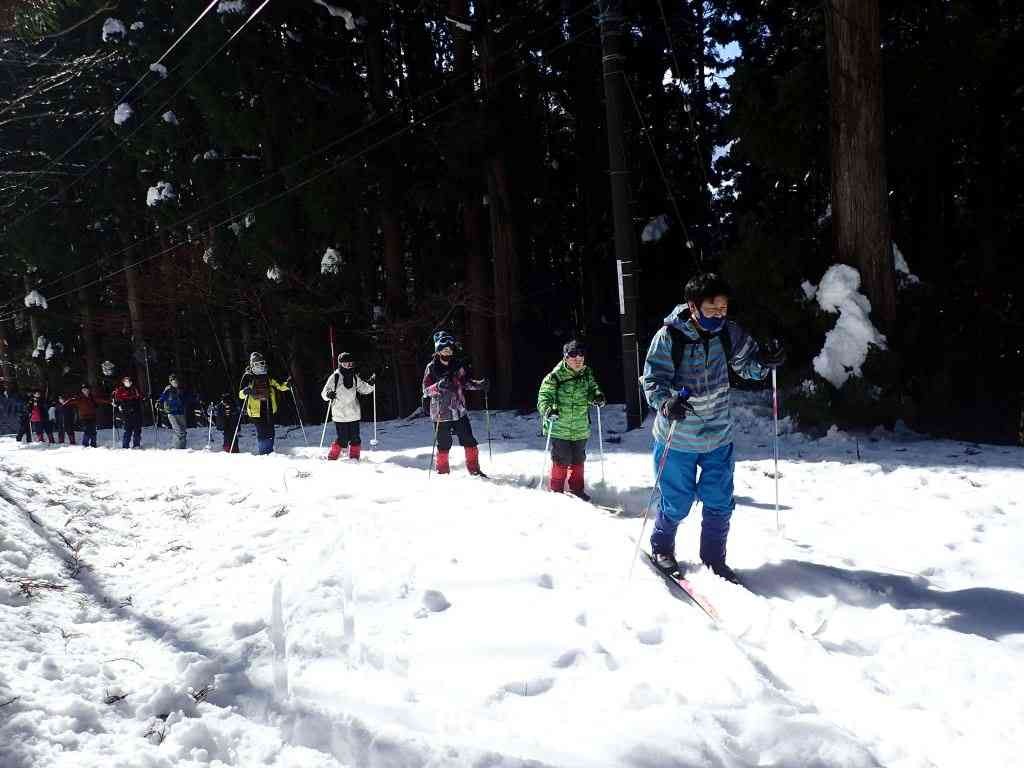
666, 318, 734, 374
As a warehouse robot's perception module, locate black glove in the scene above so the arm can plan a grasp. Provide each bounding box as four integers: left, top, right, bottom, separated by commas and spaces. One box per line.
326, 390, 336, 400
243, 386, 253, 395
545, 407, 560, 422
759, 338, 786, 369
592, 396, 607, 407
660, 394, 690, 421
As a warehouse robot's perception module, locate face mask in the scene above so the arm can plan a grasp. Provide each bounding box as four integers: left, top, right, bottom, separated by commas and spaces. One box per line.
695, 309, 725, 333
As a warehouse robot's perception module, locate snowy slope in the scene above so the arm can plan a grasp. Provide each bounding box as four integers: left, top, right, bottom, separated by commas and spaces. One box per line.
1, 395, 1022, 768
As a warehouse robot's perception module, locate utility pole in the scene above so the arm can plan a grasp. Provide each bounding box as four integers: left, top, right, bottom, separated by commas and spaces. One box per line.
598, 0, 643, 430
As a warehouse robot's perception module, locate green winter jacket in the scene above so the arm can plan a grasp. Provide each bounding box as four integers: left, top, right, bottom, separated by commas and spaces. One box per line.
537, 361, 604, 441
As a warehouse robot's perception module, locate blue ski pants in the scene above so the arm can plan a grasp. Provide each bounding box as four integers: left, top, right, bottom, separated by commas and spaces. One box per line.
650, 441, 735, 560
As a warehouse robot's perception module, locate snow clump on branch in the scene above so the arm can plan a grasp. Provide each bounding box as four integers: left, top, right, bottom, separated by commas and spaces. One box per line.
641, 214, 671, 244
266, 266, 282, 283
313, 0, 357, 30
810, 264, 887, 389
149, 63, 168, 79
321, 248, 341, 275
24, 290, 48, 310
217, 1, 248, 14
114, 103, 133, 126
101, 18, 127, 42
146, 182, 177, 207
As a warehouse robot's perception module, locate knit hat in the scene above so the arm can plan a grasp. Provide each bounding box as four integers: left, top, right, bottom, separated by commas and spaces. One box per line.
337, 352, 354, 366
433, 331, 456, 353
563, 339, 586, 358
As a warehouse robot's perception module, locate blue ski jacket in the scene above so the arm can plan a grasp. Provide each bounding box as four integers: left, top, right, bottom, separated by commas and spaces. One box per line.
641, 304, 767, 454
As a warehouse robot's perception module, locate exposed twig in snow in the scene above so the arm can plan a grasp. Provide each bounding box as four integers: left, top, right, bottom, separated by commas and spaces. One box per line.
104, 657, 145, 670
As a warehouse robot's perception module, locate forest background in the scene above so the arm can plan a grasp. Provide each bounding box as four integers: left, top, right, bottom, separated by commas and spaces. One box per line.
0, 0, 1020, 443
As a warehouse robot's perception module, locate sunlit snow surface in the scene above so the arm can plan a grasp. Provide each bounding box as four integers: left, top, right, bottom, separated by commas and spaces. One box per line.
1, 393, 1022, 767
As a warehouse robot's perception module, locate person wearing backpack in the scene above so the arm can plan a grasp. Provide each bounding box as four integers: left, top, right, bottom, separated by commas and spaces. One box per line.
321, 352, 375, 461
641, 273, 785, 583
113, 375, 145, 449
158, 373, 195, 449
537, 339, 605, 501
239, 352, 291, 455
54, 395, 78, 444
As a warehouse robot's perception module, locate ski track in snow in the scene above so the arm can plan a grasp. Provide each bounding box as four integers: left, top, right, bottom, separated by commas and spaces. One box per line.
1, 394, 1022, 767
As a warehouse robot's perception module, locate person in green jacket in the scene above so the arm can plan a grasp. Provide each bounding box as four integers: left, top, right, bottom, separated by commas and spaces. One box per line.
537, 339, 606, 500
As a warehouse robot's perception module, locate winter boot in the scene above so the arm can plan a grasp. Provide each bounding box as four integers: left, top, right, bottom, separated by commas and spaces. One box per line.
68, 433, 76, 445
567, 463, 589, 501
549, 463, 568, 492
436, 450, 450, 475
348, 443, 361, 460
327, 441, 343, 461
465, 445, 484, 476
699, 514, 739, 584
651, 551, 680, 574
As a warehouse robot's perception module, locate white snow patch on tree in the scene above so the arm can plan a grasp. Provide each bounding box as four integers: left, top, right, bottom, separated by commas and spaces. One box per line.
161, 111, 179, 126
203, 149, 220, 160
312, 0, 356, 30
217, 0, 248, 13
24, 290, 48, 310
228, 222, 242, 236
149, 62, 168, 78
44, 343, 55, 361
444, 15, 472, 32
801, 280, 817, 301
641, 214, 671, 244
811, 265, 887, 389
130, 21, 144, 31
101, 18, 127, 42
114, 103, 133, 126
203, 247, 218, 269
146, 181, 177, 207
321, 248, 341, 275
266, 266, 282, 283
893, 243, 920, 288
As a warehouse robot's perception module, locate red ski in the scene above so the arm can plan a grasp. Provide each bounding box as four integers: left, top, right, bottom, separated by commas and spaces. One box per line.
643, 552, 721, 623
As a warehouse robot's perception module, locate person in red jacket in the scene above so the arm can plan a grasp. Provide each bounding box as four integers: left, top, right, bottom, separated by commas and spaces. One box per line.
112, 375, 144, 449
66, 384, 109, 448
27, 389, 54, 444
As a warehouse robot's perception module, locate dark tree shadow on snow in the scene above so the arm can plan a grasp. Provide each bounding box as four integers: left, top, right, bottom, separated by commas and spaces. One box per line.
741, 559, 1024, 641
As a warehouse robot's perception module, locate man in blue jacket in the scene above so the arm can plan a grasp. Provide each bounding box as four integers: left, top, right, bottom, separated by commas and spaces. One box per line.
158, 373, 195, 449
641, 273, 785, 582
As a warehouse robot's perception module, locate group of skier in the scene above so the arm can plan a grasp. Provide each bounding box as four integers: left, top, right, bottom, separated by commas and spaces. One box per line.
7, 272, 784, 581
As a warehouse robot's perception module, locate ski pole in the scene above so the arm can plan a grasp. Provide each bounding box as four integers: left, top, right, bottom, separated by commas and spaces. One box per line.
484, 391, 492, 461
206, 407, 214, 450
370, 384, 378, 448
428, 419, 440, 479
595, 404, 605, 484
539, 417, 553, 490
319, 402, 331, 449
772, 367, 781, 532
230, 395, 248, 453
629, 418, 679, 581
288, 384, 308, 446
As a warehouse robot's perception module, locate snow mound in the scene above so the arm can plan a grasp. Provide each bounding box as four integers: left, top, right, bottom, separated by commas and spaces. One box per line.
101, 18, 127, 42
24, 290, 48, 309
313, 0, 357, 30
146, 181, 177, 207
641, 214, 671, 244
113, 103, 133, 126
811, 265, 887, 388
320, 248, 341, 275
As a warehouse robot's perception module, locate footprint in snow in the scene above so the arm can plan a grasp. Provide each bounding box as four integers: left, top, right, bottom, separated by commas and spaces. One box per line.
502, 677, 555, 697
635, 626, 663, 645
422, 590, 450, 612
552, 649, 585, 668
537, 573, 554, 589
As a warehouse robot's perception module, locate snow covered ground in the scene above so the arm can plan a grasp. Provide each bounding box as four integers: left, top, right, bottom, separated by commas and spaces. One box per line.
1, 394, 1022, 768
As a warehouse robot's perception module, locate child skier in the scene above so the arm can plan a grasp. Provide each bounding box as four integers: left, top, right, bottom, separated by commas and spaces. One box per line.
421, 331, 489, 476
158, 373, 194, 449
66, 384, 109, 448
113, 375, 144, 449
536, 339, 606, 501
321, 352, 374, 460
213, 393, 242, 453
641, 273, 785, 582
238, 352, 291, 455
27, 389, 53, 443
